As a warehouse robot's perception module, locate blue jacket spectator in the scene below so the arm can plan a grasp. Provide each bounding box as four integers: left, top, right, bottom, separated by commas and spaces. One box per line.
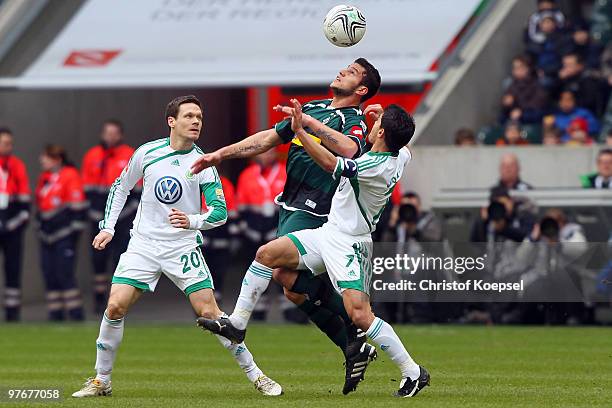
549, 90, 600, 139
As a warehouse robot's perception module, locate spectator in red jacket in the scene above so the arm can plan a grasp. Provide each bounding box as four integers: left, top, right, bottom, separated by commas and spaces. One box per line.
36, 145, 86, 321
236, 149, 288, 321
81, 119, 137, 314
0, 128, 30, 321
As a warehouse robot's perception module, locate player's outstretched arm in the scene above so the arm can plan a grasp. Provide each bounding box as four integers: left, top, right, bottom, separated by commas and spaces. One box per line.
288, 99, 337, 173
190, 129, 282, 174
273, 103, 359, 159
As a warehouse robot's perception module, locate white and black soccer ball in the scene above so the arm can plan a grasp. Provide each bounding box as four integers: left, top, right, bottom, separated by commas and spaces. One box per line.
323, 5, 367, 47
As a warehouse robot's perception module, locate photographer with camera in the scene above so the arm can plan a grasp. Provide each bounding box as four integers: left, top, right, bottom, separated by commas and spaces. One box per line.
516, 209, 590, 324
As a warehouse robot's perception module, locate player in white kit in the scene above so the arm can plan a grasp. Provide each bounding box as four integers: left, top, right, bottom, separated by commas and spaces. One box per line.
72, 95, 282, 398
200, 100, 429, 397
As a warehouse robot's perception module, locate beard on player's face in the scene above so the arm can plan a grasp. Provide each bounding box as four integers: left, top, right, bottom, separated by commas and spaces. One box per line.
331, 84, 358, 98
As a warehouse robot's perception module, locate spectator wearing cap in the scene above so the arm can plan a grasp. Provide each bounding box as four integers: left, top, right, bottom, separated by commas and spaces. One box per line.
565, 117, 594, 146
491, 153, 533, 194
549, 90, 600, 139
558, 53, 609, 117
496, 121, 530, 146
580, 149, 612, 189
454, 128, 477, 146
499, 55, 548, 125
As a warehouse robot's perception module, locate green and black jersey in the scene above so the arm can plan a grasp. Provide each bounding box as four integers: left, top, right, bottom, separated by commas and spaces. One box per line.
274, 99, 367, 217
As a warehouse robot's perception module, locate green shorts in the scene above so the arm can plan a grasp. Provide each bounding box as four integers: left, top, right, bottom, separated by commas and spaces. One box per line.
277, 207, 327, 237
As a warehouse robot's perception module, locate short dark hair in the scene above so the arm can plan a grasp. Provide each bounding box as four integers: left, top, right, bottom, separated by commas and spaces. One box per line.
599, 148, 612, 158
563, 52, 584, 65
103, 119, 124, 134
0, 127, 13, 136
165, 95, 202, 120
543, 126, 562, 138
43, 144, 69, 166
381, 104, 415, 152
454, 128, 476, 145
354, 58, 381, 103
560, 89, 576, 99
403, 191, 420, 200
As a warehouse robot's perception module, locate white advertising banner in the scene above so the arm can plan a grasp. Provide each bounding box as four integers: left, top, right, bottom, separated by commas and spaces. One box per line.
9, 0, 481, 88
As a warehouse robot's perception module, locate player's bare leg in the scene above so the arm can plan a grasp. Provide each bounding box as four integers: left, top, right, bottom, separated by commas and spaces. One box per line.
72, 284, 142, 397
190, 288, 282, 396
197, 236, 300, 342
342, 289, 430, 397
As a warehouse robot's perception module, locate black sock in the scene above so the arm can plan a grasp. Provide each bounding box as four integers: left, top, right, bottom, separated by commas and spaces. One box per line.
298, 299, 348, 351
292, 273, 350, 322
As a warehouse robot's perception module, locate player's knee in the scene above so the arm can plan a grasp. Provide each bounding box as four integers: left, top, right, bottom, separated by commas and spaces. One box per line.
255, 244, 277, 268
283, 288, 305, 305
105, 301, 128, 320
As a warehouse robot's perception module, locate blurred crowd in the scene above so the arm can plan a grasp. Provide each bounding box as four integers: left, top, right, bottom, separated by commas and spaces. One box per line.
372, 149, 611, 325
455, 0, 612, 147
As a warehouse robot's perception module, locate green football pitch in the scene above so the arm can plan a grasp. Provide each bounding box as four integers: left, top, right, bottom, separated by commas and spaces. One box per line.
0, 324, 610, 407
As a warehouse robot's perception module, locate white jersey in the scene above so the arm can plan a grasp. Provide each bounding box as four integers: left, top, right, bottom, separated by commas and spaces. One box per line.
99, 137, 227, 243
328, 147, 411, 236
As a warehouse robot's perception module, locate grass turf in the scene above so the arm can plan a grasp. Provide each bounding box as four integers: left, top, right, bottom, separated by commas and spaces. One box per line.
0, 324, 610, 407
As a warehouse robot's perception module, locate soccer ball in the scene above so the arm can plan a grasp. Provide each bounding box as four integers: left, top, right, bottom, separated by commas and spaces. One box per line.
323, 5, 367, 47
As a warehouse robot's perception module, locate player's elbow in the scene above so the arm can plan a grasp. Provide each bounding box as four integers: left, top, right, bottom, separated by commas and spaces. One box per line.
337, 143, 358, 160
210, 208, 228, 227
262, 129, 282, 149
322, 157, 337, 174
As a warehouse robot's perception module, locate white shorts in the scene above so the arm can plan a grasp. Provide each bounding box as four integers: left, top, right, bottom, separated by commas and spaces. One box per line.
286, 224, 373, 296
112, 233, 213, 296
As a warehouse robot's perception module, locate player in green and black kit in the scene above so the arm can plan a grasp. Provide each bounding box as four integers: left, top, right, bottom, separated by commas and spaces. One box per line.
191, 58, 381, 392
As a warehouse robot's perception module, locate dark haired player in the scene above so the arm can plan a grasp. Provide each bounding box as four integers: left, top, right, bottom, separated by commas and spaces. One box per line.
191, 59, 382, 392
72, 95, 281, 397
201, 100, 430, 397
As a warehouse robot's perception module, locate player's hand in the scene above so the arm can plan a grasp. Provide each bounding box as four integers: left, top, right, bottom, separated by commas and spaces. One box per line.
273, 104, 293, 116
92, 231, 113, 250
191, 152, 221, 174
289, 99, 304, 132
169, 208, 190, 229
364, 104, 384, 120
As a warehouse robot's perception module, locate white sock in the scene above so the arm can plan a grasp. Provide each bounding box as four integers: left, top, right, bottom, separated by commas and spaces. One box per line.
229, 261, 273, 330
95, 312, 124, 384
366, 317, 420, 380
214, 334, 263, 383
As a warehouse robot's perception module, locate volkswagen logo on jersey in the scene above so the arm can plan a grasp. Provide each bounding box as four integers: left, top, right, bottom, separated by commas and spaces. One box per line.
154, 176, 182, 204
